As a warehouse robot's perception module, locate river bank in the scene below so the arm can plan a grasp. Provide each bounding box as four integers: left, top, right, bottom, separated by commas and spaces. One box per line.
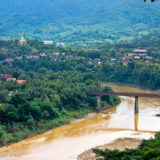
0, 108, 93, 147
0, 83, 120, 147
0, 83, 159, 160
78, 138, 142, 160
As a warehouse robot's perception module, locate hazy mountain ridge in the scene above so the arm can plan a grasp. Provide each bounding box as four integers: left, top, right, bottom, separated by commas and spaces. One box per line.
0, 0, 159, 46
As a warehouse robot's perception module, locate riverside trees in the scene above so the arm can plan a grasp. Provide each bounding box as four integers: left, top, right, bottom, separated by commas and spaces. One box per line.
0, 68, 120, 146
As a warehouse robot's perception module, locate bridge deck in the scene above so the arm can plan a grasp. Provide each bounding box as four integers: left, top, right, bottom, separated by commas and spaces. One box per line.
88, 91, 160, 98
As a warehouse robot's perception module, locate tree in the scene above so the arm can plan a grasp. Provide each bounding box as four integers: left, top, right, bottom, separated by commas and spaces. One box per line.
10, 94, 32, 121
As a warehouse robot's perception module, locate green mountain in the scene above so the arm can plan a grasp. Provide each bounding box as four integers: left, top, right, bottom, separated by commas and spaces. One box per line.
0, 0, 159, 46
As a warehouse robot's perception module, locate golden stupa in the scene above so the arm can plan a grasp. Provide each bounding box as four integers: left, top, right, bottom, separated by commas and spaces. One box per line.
18, 33, 27, 45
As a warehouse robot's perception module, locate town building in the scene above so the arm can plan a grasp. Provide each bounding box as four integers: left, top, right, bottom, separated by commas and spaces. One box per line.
122, 56, 132, 60
15, 56, 23, 60
132, 49, 148, 56
132, 49, 148, 53
134, 56, 140, 59
146, 56, 153, 60
56, 42, 65, 47
5, 57, 14, 62
40, 52, 46, 56
16, 80, 26, 84
53, 53, 60, 56
43, 41, 53, 45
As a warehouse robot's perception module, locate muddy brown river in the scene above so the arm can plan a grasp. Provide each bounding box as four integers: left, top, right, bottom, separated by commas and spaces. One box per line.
0, 84, 160, 160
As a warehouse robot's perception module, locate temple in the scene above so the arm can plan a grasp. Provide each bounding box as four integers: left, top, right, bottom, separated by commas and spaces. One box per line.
18, 33, 27, 45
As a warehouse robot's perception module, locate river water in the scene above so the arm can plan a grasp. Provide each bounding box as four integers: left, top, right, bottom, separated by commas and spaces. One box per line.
0, 84, 160, 160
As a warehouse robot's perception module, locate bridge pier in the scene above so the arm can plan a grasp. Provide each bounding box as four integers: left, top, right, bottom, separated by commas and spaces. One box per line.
97, 96, 101, 109
88, 91, 160, 131
134, 96, 139, 131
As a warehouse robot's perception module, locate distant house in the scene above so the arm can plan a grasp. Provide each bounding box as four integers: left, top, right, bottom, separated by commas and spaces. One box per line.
16, 80, 26, 84
134, 56, 140, 59
122, 56, 132, 60
53, 53, 60, 56
40, 52, 46, 56
56, 42, 65, 47
110, 58, 117, 64
132, 49, 148, 56
132, 49, 148, 53
128, 53, 134, 56
0, 74, 12, 80
5, 57, 14, 62
43, 41, 53, 45
32, 56, 39, 59
15, 56, 23, 60
26, 55, 33, 59
146, 56, 153, 60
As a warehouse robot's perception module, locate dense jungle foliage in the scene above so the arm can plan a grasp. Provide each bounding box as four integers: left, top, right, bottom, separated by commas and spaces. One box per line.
0, 69, 120, 146
93, 132, 160, 160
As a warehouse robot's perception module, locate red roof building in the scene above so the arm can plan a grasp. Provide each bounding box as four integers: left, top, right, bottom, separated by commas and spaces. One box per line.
16, 80, 26, 84
5, 58, 14, 62
32, 56, 39, 59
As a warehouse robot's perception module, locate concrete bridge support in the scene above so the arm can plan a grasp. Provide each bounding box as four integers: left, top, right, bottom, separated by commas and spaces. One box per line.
97, 96, 101, 109
134, 96, 139, 131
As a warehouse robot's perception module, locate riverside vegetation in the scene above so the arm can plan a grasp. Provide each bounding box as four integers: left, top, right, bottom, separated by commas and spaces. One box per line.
0, 70, 120, 146
93, 132, 160, 160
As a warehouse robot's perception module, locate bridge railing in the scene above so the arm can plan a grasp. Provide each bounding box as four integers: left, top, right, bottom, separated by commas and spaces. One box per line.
88, 91, 160, 98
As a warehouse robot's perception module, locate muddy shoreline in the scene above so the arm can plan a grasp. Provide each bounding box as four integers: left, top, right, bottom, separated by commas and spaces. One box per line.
78, 138, 141, 160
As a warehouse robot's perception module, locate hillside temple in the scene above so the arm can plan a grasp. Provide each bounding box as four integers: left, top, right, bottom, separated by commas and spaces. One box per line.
18, 33, 27, 45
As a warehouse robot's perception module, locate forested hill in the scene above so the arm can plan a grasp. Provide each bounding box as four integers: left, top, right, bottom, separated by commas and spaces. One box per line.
0, 0, 160, 46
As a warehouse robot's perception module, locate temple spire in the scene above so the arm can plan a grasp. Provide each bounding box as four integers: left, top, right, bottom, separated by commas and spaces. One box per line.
21, 33, 25, 41
18, 33, 27, 45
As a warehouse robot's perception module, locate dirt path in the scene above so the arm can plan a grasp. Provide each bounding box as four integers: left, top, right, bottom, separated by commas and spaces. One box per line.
78, 138, 141, 160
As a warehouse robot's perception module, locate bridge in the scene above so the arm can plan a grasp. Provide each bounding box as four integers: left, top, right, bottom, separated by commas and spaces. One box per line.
88, 91, 160, 131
